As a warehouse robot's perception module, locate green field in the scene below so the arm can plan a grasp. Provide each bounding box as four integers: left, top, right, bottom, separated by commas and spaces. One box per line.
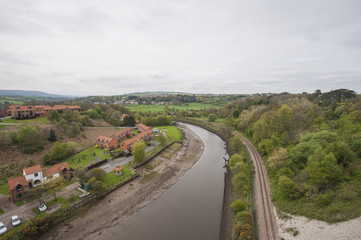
156, 125, 183, 142
2, 117, 52, 124
67, 147, 104, 168
126, 103, 220, 112
0, 97, 23, 104
0, 183, 9, 196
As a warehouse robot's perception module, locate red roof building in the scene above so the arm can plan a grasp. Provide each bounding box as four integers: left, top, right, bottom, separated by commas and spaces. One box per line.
8, 105, 82, 119
8, 162, 72, 202
111, 127, 133, 142
120, 128, 154, 151
96, 136, 117, 151
8, 176, 32, 202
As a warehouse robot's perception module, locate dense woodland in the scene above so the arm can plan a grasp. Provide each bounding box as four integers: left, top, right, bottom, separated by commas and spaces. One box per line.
221, 89, 361, 222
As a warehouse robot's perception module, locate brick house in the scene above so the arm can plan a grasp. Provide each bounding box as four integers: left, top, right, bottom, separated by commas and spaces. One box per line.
96, 136, 117, 151
0, 108, 8, 117
8, 105, 36, 119
111, 127, 133, 142
137, 123, 151, 132
8, 162, 72, 202
8, 176, 32, 202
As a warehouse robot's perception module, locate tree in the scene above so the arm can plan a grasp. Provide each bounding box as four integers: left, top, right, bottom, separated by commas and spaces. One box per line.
157, 132, 166, 145
89, 168, 106, 180
306, 149, 342, 188
22, 185, 47, 205
132, 140, 145, 162
17, 125, 45, 153
230, 136, 243, 153
268, 147, 287, 171
278, 176, 301, 200
49, 110, 60, 121
208, 113, 217, 122
229, 154, 244, 168
47, 129, 57, 142
45, 177, 65, 200
123, 115, 136, 126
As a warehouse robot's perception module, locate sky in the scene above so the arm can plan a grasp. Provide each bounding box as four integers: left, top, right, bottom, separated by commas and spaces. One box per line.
1, 0, 361, 96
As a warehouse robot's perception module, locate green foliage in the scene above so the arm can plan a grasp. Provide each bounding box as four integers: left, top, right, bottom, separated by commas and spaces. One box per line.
278, 176, 301, 200
208, 113, 217, 122
231, 199, 246, 213
47, 129, 57, 142
43, 141, 78, 165
132, 140, 146, 162
89, 168, 106, 180
49, 110, 60, 121
10, 125, 45, 153
306, 149, 342, 188
122, 115, 136, 126
230, 135, 243, 153
229, 154, 244, 169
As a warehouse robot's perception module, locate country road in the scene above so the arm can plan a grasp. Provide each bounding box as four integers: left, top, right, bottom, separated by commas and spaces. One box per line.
240, 135, 279, 240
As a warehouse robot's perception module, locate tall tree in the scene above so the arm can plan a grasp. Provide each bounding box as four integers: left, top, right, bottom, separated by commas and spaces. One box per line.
132, 140, 145, 163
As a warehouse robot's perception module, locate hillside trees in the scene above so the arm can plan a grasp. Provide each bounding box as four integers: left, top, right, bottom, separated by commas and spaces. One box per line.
8, 125, 46, 153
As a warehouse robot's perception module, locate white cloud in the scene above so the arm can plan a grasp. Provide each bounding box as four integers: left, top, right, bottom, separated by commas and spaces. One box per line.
0, 0, 361, 95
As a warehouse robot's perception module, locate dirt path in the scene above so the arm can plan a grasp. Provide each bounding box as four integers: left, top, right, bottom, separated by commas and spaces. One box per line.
41, 123, 205, 240
241, 135, 279, 240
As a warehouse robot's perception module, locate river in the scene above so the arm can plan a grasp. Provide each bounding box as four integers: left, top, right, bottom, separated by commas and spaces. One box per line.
101, 124, 228, 240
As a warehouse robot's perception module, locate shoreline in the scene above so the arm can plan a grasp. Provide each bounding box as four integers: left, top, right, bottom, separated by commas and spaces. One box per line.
41, 123, 205, 240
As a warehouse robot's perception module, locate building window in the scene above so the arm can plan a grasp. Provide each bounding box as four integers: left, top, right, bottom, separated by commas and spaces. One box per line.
34, 173, 38, 177
16, 193, 22, 198
16, 184, 23, 192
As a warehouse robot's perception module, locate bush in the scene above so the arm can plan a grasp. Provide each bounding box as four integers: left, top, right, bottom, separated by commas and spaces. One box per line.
208, 113, 217, 122
235, 211, 252, 225
278, 176, 301, 200
231, 199, 246, 213
316, 194, 331, 206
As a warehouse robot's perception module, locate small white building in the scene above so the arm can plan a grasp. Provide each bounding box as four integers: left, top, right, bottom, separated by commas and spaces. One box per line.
23, 165, 43, 187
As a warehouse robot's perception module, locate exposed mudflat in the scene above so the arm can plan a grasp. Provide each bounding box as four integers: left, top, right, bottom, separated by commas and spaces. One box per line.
41, 124, 205, 240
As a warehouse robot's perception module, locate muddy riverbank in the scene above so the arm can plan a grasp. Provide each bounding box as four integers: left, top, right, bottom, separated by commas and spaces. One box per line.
41, 124, 205, 240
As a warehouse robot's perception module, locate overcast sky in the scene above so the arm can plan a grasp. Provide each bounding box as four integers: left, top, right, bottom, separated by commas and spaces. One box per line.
1, 0, 360, 96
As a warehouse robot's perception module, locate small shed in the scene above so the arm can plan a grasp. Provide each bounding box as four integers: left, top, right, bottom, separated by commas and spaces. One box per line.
114, 166, 123, 175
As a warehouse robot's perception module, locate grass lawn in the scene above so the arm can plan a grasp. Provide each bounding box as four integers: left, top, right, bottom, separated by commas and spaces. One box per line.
156, 125, 183, 142
0, 208, 4, 214
67, 147, 104, 168
2, 117, 52, 124
0, 99, 23, 104
14, 200, 24, 207
126, 102, 220, 113
0, 183, 9, 196
101, 153, 111, 160
101, 167, 133, 187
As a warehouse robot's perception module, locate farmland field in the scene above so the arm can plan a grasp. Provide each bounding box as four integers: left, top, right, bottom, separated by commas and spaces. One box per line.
126, 102, 220, 112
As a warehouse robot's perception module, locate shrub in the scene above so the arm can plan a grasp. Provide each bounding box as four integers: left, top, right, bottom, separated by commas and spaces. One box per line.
231, 199, 246, 213
278, 176, 301, 200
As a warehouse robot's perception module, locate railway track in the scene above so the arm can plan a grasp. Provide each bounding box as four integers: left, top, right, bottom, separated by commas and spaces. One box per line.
240, 135, 279, 240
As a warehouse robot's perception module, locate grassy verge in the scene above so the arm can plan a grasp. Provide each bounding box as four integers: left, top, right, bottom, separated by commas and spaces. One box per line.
156, 125, 183, 142
0, 183, 9, 196
0, 208, 4, 214
1, 117, 52, 124
67, 147, 104, 168
140, 171, 158, 184
101, 167, 133, 188
14, 201, 24, 207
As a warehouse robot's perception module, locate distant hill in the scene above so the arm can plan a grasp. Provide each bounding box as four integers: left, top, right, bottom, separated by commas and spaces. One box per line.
0, 90, 72, 98
124, 91, 190, 96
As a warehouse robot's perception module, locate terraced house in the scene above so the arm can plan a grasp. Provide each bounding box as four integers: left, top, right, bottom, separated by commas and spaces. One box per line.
7, 104, 81, 119
111, 127, 133, 142
96, 136, 117, 151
